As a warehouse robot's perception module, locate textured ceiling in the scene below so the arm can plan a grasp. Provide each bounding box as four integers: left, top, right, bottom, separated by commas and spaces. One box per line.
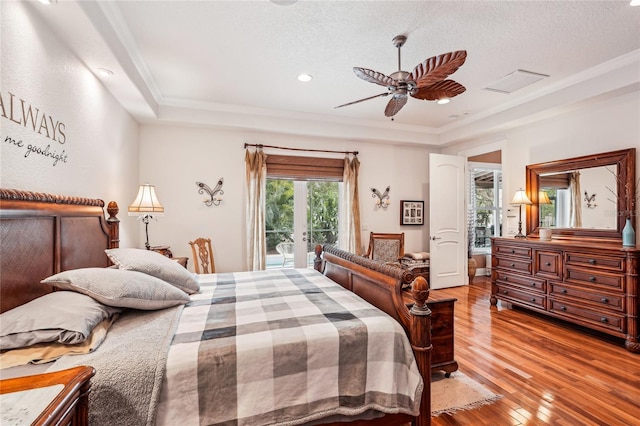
28, 0, 640, 146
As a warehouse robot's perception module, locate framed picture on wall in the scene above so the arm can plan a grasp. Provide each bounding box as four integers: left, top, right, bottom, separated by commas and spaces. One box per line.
400, 200, 424, 226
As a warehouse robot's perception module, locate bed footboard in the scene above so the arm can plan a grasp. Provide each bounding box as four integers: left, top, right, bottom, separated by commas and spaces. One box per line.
314, 244, 432, 426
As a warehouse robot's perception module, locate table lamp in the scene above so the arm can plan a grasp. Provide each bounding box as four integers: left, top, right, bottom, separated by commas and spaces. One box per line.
511, 189, 532, 239
128, 183, 164, 249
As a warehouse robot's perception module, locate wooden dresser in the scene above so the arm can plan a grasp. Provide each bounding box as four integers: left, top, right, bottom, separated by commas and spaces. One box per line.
490, 237, 640, 353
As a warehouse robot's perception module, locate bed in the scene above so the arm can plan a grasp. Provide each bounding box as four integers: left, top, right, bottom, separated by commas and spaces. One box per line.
0, 189, 432, 426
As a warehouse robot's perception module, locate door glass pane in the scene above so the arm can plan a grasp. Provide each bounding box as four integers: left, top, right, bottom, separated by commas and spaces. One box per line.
265, 179, 293, 268
307, 181, 339, 258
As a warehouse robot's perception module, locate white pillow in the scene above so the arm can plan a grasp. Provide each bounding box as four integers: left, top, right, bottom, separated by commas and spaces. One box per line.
105, 248, 199, 294
41, 268, 190, 310
0, 291, 120, 350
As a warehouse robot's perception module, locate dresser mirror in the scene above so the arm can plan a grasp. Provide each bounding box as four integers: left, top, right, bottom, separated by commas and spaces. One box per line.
525, 148, 636, 241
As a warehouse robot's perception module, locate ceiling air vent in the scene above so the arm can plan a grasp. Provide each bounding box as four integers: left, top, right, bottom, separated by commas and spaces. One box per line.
483, 69, 549, 94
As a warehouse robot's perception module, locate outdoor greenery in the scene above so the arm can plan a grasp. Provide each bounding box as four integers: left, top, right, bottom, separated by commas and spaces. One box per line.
265, 179, 339, 254
265, 180, 294, 252
307, 181, 339, 250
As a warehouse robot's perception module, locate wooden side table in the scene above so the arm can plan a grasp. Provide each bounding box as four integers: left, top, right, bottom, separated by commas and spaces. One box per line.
173, 257, 189, 269
149, 246, 189, 269
0, 365, 95, 426
403, 292, 458, 376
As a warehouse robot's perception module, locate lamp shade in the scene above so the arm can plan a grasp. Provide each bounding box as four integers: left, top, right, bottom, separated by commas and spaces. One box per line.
511, 189, 532, 205
128, 184, 164, 216
538, 191, 552, 205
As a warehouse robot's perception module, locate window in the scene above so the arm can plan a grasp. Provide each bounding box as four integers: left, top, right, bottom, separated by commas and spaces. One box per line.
468, 163, 502, 253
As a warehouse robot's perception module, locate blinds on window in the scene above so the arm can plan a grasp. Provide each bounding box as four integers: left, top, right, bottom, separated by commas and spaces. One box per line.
266, 155, 344, 181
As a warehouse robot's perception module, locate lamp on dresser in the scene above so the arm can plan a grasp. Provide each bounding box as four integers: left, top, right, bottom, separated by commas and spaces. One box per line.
511, 189, 532, 238
128, 183, 164, 250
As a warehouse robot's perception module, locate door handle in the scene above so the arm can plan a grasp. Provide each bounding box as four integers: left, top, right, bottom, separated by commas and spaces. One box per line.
431, 236, 442, 240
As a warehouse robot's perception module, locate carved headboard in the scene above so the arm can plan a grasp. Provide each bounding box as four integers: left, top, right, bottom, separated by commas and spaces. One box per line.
0, 189, 120, 313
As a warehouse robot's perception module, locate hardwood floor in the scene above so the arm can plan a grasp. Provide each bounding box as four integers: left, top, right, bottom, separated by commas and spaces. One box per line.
429, 275, 640, 426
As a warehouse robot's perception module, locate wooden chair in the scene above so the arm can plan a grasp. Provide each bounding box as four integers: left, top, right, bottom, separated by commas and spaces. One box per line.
363, 232, 405, 263
188, 237, 215, 274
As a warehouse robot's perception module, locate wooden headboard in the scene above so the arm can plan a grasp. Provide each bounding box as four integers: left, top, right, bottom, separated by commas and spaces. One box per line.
0, 189, 120, 313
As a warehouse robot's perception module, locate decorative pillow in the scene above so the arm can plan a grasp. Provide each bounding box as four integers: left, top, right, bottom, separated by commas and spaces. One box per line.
0, 291, 121, 350
41, 268, 190, 310
105, 248, 199, 294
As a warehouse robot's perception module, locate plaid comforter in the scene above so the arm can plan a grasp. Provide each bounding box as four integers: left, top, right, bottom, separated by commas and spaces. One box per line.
156, 268, 423, 426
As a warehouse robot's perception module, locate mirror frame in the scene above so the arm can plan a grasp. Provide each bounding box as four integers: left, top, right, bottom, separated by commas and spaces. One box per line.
526, 148, 636, 241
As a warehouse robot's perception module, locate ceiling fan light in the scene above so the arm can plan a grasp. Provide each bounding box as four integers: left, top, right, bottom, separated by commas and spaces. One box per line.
437, 98, 450, 105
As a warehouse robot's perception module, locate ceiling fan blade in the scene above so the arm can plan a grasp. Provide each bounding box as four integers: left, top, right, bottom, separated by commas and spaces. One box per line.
353, 67, 396, 87
335, 92, 389, 109
411, 80, 466, 101
410, 50, 467, 89
384, 95, 408, 117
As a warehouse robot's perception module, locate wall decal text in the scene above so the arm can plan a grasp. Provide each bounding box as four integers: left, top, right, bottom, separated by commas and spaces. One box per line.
0, 91, 66, 144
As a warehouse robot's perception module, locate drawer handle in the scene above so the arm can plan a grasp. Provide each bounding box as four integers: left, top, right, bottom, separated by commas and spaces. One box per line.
560, 306, 567, 311
531, 282, 536, 287
510, 263, 515, 267
589, 276, 596, 282
601, 317, 608, 324
503, 290, 508, 295
511, 249, 515, 253
504, 276, 509, 281
531, 298, 536, 302
601, 298, 608, 304
589, 259, 596, 265
545, 262, 551, 266
561, 289, 567, 294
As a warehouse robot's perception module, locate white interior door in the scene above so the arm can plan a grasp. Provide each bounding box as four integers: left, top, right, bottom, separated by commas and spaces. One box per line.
429, 153, 467, 289
293, 181, 308, 268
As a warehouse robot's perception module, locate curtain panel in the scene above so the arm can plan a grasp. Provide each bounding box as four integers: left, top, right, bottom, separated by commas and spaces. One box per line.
245, 149, 267, 270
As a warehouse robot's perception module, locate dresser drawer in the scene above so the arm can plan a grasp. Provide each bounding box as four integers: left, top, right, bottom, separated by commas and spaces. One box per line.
534, 250, 562, 280
495, 257, 532, 274
549, 282, 624, 312
495, 283, 546, 310
494, 244, 531, 259
565, 267, 624, 291
565, 251, 625, 272
496, 271, 545, 293
549, 299, 625, 334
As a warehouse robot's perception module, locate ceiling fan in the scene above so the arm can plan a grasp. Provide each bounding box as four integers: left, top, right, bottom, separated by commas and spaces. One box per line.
336, 35, 467, 118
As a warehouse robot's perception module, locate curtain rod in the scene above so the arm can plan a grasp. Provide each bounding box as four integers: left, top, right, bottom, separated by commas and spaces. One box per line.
243, 143, 358, 156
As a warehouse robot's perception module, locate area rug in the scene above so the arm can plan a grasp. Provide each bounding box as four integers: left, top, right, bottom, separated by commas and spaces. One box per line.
431, 371, 503, 416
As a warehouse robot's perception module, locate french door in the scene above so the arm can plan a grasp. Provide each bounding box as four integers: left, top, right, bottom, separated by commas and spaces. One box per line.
266, 179, 340, 269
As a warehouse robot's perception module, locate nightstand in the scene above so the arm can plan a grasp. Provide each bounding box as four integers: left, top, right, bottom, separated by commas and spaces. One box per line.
0, 365, 95, 426
173, 257, 189, 268
149, 246, 189, 269
150, 245, 173, 257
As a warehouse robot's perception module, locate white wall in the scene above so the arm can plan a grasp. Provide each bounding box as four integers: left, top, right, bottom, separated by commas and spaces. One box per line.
140, 125, 436, 272
443, 90, 640, 245
0, 1, 140, 246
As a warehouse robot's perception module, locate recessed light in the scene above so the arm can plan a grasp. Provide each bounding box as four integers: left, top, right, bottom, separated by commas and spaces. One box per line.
631, 0, 640, 6
436, 98, 450, 105
97, 68, 114, 77
297, 74, 312, 82
39, 0, 56, 4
